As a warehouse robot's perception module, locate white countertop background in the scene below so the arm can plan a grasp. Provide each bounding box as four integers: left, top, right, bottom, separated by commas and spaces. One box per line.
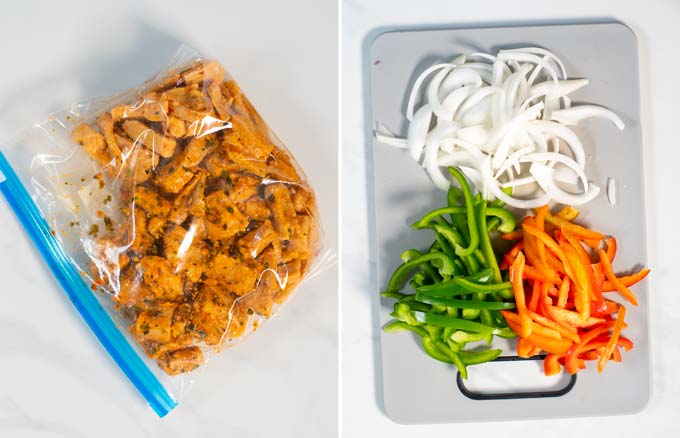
0, 1, 338, 437
342, 0, 679, 436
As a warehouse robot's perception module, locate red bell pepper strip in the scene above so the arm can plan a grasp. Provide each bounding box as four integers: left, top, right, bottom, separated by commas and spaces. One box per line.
544, 353, 564, 375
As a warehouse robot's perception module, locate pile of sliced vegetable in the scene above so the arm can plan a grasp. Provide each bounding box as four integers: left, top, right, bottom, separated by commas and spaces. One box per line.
375, 47, 625, 208
499, 206, 649, 375
381, 168, 518, 379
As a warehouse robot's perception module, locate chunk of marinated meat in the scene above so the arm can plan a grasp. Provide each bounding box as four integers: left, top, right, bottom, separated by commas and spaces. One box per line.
155, 135, 215, 193
166, 115, 186, 138
157, 346, 204, 375
204, 191, 249, 241
228, 175, 259, 203
265, 183, 296, 234
122, 120, 176, 158
287, 214, 315, 263
291, 186, 316, 215
224, 143, 269, 177
95, 113, 122, 161
205, 253, 258, 296
113, 134, 160, 183
72, 123, 115, 169
192, 284, 248, 345
241, 196, 271, 221
116, 264, 154, 307
147, 216, 168, 239
111, 93, 168, 122
169, 172, 206, 224
240, 244, 284, 317
277, 258, 302, 304
139, 256, 184, 301
267, 149, 300, 181
237, 219, 276, 259
162, 83, 209, 111
163, 223, 207, 283
128, 210, 154, 254
201, 152, 243, 178
158, 61, 224, 91
133, 186, 172, 217
171, 104, 228, 138
131, 303, 175, 344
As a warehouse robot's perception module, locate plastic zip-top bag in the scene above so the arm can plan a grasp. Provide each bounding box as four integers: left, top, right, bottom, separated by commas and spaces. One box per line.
0, 46, 328, 417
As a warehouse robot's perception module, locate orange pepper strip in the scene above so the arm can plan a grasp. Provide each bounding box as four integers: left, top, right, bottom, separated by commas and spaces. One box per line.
582, 351, 600, 360
529, 280, 541, 312
525, 332, 572, 355
591, 300, 619, 317
523, 223, 568, 263
523, 232, 546, 275
611, 346, 622, 362
564, 231, 604, 306
528, 310, 581, 343
557, 277, 570, 308
582, 238, 602, 249
601, 268, 650, 292
544, 353, 564, 376
535, 206, 549, 273
598, 249, 639, 306
502, 311, 562, 340
545, 306, 605, 328
510, 253, 532, 338
597, 305, 627, 372
501, 230, 524, 241
605, 237, 617, 262
561, 242, 591, 320
565, 322, 615, 374
544, 212, 605, 242
517, 337, 536, 358
524, 265, 560, 283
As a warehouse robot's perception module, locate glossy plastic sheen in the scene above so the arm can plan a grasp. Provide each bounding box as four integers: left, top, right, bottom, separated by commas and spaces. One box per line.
0, 152, 177, 417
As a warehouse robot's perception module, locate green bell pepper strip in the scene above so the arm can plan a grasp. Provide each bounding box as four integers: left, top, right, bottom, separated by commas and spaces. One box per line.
400, 248, 422, 263
486, 216, 501, 233
433, 231, 463, 276
385, 251, 454, 292
391, 303, 422, 326
414, 293, 516, 310
414, 312, 493, 334
446, 339, 463, 353
459, 349, 503, 365
447, 186, 470, 244
450, 330, 489, 343
400, 248, 442, 283
477, 203, 503, 284
434, 340, 468, 379
425, 324, 444, 341
403, 300, 431, 312
380, 291, 407, 300
412, 206, 466, 229
480, 308, 494, 326
447, 167, 479, 257
453, 277, 512, 294
422, 336, 451, 363
412, 271, 428, 287
383, 320, 428, 337
462, 308, 482, 320
416, 273, 504, 298
485, 207, 517, 234
433, 224, 480, 274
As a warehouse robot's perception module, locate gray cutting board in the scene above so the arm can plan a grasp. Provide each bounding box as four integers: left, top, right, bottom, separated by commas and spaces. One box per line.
369, 23, 649, 423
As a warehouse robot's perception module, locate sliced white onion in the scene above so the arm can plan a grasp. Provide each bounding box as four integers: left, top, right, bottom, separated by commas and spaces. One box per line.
373, 47, 624, 209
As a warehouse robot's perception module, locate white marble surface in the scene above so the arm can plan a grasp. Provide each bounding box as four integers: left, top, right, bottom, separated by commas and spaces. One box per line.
0, 1, 337, 437
342, 0, 679, 436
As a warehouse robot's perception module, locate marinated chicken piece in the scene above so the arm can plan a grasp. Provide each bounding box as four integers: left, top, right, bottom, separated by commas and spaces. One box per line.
228, 175, 259, 203
207, 82, 233, 120
157, 60, 225, 91
155, 135, 214, 193
72, 123, 114, 169
129, 210, 154, 254
265, 183, 296, 234
131, 304, 175, 344
171, 104, 222, 124
205, 253, 258, 296
169, 172, 206, 224
287, 214, 315, 262
111, 93, 168, 122
224, 143, 269, 177
240, 244, 284, 316
241, 197, 270, 221
95, 113, 122, 161
139, 256, 184, 301
116, 264, 154, 307
157, 346, 204, 375
291, 186, 316, 215
192, 284, 248, 345
122, 120, 176, 158
163, 83, 209, 111
277, 258, 302, 304
201, 151, 243, 178
115, 134, 159, 184
132, 186, 172, 217
166, 115, 186, 138
237, 219, 276, 259
204, 191, 249, 241
147, 216, 168, 239
163, 223, 207, 283
267, 148, 300, 182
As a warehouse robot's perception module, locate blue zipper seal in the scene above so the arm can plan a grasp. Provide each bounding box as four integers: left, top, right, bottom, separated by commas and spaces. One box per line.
0, 151, 177, 417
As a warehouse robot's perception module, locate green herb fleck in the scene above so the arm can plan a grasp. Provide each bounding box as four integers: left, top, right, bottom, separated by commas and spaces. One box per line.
88, 224, 99, 237
103, 195, 112, 205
